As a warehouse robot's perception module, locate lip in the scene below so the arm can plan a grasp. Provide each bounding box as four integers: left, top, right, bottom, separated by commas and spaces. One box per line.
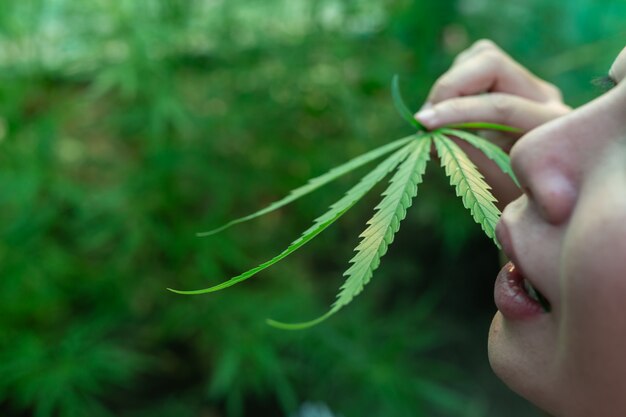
494, 261, 546, 320
494, 220, 548, 320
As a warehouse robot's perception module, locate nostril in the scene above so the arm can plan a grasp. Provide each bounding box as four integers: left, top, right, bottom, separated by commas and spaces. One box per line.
522, 186, 533, 200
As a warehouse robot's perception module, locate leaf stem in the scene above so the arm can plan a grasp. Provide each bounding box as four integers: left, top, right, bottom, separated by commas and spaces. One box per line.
392, 75, 426, 131
440, 122, 522, 133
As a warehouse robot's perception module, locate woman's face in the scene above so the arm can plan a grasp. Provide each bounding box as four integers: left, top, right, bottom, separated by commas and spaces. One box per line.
488, 46, 626, 416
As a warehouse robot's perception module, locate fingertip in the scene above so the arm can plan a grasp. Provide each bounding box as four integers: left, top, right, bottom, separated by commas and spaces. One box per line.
415, 107, 439, 129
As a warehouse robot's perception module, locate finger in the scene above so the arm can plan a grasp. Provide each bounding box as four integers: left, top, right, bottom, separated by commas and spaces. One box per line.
415, 93, 571, 131
427, 50, 552, 105
453, 39, 501, 65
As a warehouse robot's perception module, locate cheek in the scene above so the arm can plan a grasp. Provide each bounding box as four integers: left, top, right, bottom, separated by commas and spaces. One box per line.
559, 193, 626, 399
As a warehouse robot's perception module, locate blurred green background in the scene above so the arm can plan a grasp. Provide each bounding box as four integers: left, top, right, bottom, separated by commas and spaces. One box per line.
1, 1, 624, 416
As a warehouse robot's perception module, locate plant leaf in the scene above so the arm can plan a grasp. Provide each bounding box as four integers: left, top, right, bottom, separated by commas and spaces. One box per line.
440, 128, 520, 187
444, 122, 522, 133
269, 136, 432, 329
168, 141, 417, 295
433, 133, 501, 247
198, 135, 416, 236
392, 75, 426, 131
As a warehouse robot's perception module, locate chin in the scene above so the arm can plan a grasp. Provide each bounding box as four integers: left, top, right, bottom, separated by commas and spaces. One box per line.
488, 312, 560, 416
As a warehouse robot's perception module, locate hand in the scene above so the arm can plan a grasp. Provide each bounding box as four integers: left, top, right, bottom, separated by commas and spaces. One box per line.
415, 39, 571, 207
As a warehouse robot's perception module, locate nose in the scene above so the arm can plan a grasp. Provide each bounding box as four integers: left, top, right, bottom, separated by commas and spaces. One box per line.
509, 115, 584, 225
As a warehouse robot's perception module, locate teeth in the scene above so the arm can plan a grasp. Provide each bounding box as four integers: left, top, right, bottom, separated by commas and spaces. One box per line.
523, 278, 540, 302
523, 278, 552, 313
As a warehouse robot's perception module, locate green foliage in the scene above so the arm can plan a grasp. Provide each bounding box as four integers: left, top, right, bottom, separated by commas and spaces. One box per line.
2, 0, 621, 416
0, 324, 144, 417
1, 2, 487, 415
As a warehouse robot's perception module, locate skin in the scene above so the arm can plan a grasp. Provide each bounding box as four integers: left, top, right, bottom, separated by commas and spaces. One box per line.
416, 40, 626, 416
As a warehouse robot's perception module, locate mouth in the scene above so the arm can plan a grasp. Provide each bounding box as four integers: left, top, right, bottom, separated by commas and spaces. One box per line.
494, 220, 552, 320
494, 262, 551, 320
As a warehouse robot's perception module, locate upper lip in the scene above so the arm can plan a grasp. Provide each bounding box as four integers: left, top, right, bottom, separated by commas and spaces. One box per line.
495, 218, 518, 268
496, 217, 550, 304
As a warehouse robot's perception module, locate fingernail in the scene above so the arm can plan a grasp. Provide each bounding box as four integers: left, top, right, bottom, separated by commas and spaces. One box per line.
415, 108, 437, 126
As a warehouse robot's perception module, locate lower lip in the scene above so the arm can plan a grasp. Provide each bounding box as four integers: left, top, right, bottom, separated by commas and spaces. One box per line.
494, 261, 545, 320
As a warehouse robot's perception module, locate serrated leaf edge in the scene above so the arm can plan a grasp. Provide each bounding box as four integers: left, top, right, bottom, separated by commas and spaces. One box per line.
441, 128, 519, 187
433, 132, 501, 247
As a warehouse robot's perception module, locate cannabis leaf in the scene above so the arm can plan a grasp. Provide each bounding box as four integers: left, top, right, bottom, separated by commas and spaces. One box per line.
172, 75, 520, 328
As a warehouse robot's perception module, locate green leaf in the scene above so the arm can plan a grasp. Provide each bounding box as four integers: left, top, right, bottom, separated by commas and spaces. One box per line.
269, 137, 432, 329
440, 128, 520, 187
392, 75, 426, 131
168, 141, 417, 295
433, 133, 501, 247
444, 122, 522, 133
198, 135, 416, 236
